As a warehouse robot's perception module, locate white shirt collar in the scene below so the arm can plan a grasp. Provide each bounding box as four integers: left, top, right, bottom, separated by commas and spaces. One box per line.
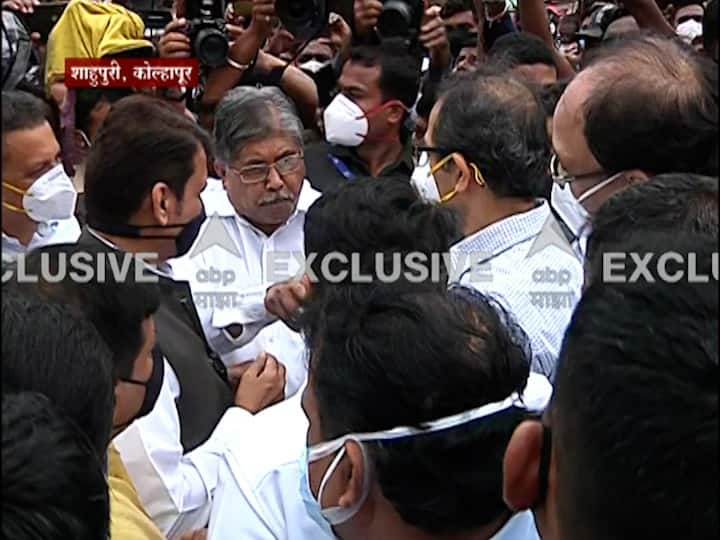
453, 200, 551, 257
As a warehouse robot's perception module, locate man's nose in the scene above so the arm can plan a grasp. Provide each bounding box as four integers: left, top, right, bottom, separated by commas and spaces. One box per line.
265, 166, 285, 190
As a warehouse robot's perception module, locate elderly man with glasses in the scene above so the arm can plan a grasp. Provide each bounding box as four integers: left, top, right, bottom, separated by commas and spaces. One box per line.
172, 86, 319, 401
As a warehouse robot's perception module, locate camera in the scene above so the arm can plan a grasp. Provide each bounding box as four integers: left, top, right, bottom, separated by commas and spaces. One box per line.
186, 0, 228, 68
277, 0, 328, 41
377, 0, 423, 40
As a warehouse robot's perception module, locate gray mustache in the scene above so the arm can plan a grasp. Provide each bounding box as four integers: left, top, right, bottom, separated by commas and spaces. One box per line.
259, 193, 295, 206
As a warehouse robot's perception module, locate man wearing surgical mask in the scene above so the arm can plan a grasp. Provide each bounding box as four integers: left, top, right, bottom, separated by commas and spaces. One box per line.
418, 72, 583, 381
6, 242, 166, 540
303, 42, 421, 191
550, 33, 718, 262
1, 90, 80, 264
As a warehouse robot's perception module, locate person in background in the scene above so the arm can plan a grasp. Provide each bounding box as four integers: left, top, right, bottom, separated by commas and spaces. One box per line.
1, 90, 80, 264
304, 43, 421, 190
81, 94, 285, 537
503, 256, 718, 540
2, 391, 111, 540
172, 86, 319, 399
421, 72, 582, 380
71, 87, 134, 225
209, 177, 462, 539
673, 0, 705, 48
294, 284, 552, 540
6, 242, 166, 540
487, 32, 559, 85
584, 173, 718, 287
1, 290, 115, 459
482, 0, 518, 49
550, 33, 718, 260
703, 0, 718, 61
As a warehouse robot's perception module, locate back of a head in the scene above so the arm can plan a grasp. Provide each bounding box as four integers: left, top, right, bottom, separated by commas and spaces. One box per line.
586, 173, 719, 282
433, 74, 551, 198
487, 33, 556, 70
305, 284, 534, 534
346, 41, 422, 111
1, 290, 114, 456
303, 177, 461, 291
84, 94, 213, 225
2, 392, 110, 540
580, 32, 718, 176
552, 276, 718, 539
6, 242, 161, 382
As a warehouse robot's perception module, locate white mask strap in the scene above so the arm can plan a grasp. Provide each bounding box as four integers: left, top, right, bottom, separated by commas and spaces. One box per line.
576, 172, 623, 204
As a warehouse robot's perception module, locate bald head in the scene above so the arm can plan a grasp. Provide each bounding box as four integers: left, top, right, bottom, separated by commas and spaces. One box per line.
553, 33, 718, 186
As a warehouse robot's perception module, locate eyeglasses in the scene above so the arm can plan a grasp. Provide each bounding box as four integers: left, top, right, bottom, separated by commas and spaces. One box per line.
550, 153, 604, 186
227, 153, 304, 184
413, 145, 450, 167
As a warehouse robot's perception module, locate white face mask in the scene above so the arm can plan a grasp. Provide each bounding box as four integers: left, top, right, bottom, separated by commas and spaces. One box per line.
323, 94, 369, 147
411, 153, 441, 203
2, 164, 78, 223
301, 372, 552, 528
676, 19, 703, 44
299, 59, 329, 74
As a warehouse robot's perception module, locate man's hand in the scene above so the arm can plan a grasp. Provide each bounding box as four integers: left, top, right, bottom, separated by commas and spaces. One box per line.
264, 274, 311, 324
248, 0, 276, 43
234, 353, 286, 413
354, 0, 383, 38
2, 0, 38, 14
158, 18, 192, 58
328, 12, 353, 55
420, 4, 451, 69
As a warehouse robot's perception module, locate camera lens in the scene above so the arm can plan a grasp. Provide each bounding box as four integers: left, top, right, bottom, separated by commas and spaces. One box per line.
277, 0, 326, 41
195, 27, 229, 68
378, 0, 414, 38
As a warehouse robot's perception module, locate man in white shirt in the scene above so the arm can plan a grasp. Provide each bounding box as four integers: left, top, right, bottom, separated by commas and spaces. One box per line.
2, 90, 80, 265
171, 85, 321, 399
549, 33, 718, 262
420, 72, 583, 381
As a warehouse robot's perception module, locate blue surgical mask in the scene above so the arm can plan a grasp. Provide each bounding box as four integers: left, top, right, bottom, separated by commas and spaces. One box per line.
298, 446, 337, 537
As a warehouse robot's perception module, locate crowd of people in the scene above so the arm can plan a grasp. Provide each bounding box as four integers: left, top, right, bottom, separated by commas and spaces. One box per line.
1, 0, 718, 539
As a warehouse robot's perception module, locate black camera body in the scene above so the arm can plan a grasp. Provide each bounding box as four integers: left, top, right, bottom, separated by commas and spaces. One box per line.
377, 0, 423, 40
186, 0, 228, 68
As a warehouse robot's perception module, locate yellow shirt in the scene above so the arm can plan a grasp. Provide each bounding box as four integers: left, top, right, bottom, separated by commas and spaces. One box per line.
108, 444, 166, 540
45, 0, 153, 88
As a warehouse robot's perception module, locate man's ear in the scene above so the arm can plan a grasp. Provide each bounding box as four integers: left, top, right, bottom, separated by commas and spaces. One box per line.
149, 183, 173, 226
451, 153, 472, 194
621, 168, 649, 187
338, 441, 367, 509
503, 420, 545, 511
386, 103, 407, 125
215, 160, 227, 179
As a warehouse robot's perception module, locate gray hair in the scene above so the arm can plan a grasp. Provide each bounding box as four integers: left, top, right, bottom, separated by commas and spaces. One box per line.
213, 86, 304, 165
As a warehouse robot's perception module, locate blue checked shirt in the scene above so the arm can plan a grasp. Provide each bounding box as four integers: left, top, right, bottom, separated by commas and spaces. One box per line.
451, 201, 584, 381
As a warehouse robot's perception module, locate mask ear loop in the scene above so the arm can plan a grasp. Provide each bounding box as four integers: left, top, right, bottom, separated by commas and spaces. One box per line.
470, 163, 486, 187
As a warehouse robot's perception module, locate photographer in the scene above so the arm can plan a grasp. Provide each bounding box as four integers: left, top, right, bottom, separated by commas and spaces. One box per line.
159, 0, 319, 130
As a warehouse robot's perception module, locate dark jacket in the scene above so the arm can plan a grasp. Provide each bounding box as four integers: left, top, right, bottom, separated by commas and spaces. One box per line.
304, 140, 415, 192
77, 229, 234, 453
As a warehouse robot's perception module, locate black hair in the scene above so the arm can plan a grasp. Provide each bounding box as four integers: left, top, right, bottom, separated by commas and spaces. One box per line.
1, 391, 110, 540
433, 73, 551, 198
1, 290, 115, 457
581, 32, 718, 177
302, 177, 461, 295
304, 283, 533, 534
84, 94, 213, 225
346, 41, 422, 111
1, 89, 51, 137
704, 0, 718, 59
5, 243, 161, 382
552, 272, 718, 539
74, 88, 135, 135
442, 0, 474, 19
539, 78, 570, 117
586, 173, 719, 283
487, 32, 557, 69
